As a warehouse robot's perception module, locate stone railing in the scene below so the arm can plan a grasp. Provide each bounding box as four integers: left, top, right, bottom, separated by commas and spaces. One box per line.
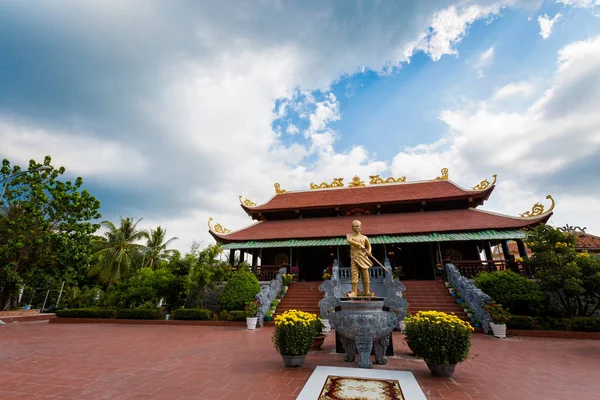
445, 263, 493, 333
339, 266, 387, 282
254, 267, 286, 327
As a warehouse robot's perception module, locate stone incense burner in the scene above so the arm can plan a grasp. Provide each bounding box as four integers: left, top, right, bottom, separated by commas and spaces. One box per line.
329, 297, 398, 369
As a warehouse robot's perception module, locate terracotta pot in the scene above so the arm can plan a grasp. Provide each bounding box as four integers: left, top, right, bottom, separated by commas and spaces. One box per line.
311, 334, 326, 350
281, 354, 306, 368
425, 361, 456, 377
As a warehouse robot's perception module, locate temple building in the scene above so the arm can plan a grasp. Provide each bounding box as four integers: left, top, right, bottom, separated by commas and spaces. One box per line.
208, 169, 554, 280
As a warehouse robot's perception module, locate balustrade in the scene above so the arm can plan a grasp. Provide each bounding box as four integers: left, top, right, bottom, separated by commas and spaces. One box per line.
338, 266, 386, 282
253, 265, 284, 281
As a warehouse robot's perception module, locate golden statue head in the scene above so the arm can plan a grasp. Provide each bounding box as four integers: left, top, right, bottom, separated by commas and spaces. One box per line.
351, 220, 362, 234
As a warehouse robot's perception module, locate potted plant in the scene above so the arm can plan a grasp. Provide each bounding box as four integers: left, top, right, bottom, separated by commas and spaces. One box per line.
244, 300, 259, 330
265, 309, 273, 322
311, 318, 327, 350
289, 266, 299, 282
272, 310, 317, 367
483, 302, 510, 338
282, 273, 293, 287
404, 311, 474, 377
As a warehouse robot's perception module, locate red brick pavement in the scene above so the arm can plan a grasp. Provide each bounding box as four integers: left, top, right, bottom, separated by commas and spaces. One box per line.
1, 323, 599, 399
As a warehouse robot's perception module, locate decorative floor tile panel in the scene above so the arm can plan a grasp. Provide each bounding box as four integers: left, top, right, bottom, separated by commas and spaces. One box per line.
297, 366, 426, 400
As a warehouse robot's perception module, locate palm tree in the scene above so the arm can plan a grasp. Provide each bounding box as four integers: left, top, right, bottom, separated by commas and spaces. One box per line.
90, 216, 146, 285
141, 226, 178, 270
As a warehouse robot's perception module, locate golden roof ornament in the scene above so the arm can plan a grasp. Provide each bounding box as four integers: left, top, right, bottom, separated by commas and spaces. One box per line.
348, 175, 366, 188
472, 174, 497, 190
520, 194, 555, 218
208, 217, 231, 234
310, 178, 344, 189
274, 183, 287, 194
239, 196, 256, 207
435, 168, 449, 181
369, 175, 407, 184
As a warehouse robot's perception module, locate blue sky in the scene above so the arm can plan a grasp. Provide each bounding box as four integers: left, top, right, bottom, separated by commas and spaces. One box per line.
1, 0, 600, 251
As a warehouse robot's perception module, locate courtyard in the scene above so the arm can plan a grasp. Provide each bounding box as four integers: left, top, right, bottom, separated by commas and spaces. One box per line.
1, 322, 599, 400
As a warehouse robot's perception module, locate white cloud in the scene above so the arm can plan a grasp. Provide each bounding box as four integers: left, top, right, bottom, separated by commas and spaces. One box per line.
538, 13, 562, 39
556, 0, 600, 8
493, 82, 536, 100
0, 0, 569, 251
286, 124, 299, 135
474, 46, 495, 77
0, 117, 147, 181
387, 35, 600, 234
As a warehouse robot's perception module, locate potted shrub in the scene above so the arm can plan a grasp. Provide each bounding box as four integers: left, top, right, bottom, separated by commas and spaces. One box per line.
272, 310, 317, 367
404, 311, 474, 377
265, 309, 273, 322
483, 302, 511, 339
282, 273, 293, 288
311, 318, 327, 350
289, 266, 299, 282
244, 300, 260, 330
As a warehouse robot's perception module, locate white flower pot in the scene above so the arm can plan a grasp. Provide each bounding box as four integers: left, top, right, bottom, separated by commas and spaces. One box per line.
398, 321, 406, 331
284, 286, 289, 291
246, 317, 258, 330
321, 319, 331, 333
444, 282, 451, 287
490, 322, 507, 338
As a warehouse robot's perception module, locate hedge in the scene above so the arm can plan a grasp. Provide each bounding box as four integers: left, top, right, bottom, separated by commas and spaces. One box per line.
172, 308, 213, 321
56, 308, 116, 319
116, 308, 161, 320
229, 310, 247, 321
508, 316, 600, 332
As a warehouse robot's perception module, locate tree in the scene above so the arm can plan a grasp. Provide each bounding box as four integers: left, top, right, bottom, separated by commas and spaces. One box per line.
141, 226, 178, 270
524, 225, 600, 317
89, 217, 145, 285
0, 156, 101, 310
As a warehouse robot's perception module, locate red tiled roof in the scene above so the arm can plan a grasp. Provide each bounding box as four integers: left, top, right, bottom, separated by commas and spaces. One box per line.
575, 232, 600, 251
211, 208, 550, 243
243, 180, 493, 213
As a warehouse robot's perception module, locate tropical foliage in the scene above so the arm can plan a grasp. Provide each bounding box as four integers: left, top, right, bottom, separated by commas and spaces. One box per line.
217, 267, 261, 311
474, 270, 545, 316
483, 302, 511, 324
141, 226, 178, 270
89, 217, 146, 285
524, 225, 600, 317
0, 156, 101, 310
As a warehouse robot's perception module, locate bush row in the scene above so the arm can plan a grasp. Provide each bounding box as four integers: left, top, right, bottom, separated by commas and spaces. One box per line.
56, 308, 250, 321
508, 316, 600, 332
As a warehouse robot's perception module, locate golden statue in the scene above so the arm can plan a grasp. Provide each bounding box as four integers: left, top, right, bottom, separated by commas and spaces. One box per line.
346, 220, 373, 297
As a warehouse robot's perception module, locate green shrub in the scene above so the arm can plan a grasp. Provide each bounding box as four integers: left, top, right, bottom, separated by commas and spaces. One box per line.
507, 316, 600, 332
507, 315, 541, 330
474, 270, 545, 315
217, 310, 231, 321
116, 308, 160, 320
571, 317, 600, 332
56, 308, 116, 319
229, 310, 247, 321
217, 269, 260, 311
172, 308, 213, 321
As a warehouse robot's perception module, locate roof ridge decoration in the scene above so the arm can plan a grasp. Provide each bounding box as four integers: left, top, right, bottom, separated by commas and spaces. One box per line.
369, 174, 407, 184
520, 194, 555, 218
472, 174, 497, 190
208, 217, 231, 234
348, 175, 366, 188
558, 224, 587, 233
274, 183, 287, 194
239, 196, 256, 207
309, 177, 344, 190
434, 168, 449, 181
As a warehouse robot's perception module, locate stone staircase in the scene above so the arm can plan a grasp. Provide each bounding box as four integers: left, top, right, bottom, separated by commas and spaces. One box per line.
402, 280, 471, 323
274, 281, 323, 317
